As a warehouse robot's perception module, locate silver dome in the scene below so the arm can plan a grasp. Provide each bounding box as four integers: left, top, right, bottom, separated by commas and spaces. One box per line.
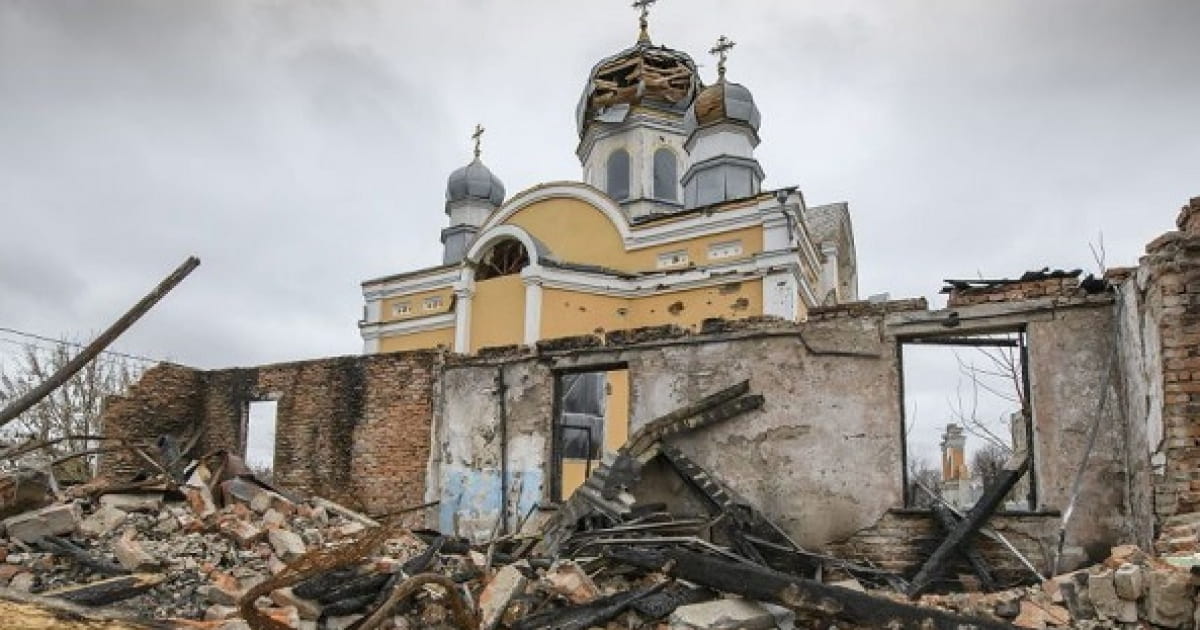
683, 80, 761, 135
446, 158, 505, 205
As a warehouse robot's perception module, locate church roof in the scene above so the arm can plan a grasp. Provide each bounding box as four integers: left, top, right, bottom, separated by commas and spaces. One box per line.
574, 40, 700, 137
446, 157, 505, 206
684, 79, 761, 134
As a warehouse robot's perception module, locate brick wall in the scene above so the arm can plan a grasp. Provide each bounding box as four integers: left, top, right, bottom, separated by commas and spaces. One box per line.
1144, 197, 1200, 520
829, 510, 1057, 587
947, 275, 1086, 307
99, 363, 205, 479
99, 350, 441, 517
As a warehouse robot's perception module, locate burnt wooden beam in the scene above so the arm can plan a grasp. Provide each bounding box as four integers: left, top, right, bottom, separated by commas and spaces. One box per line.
510, 582, 666, 630
0, 256, 199, 429
907, 454, 1030, 598
607, 546, 1015, 630
931, 503, 997, 592
35, 536, 128, 576
40, 573, 165, 607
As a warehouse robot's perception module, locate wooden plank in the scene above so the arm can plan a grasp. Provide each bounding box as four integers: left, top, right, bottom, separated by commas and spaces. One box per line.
907, 454, 1030, 598
0, 256, 200, 429
931, 503, 997, 591
608, 546, 1015, 630
41, 573, 164, 607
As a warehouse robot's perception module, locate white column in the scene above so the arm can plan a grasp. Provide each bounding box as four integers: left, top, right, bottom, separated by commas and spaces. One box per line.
522, 269, 543, 345
453, 286, 473, 353
820, 243, 840, 301
762, 271, 798, 320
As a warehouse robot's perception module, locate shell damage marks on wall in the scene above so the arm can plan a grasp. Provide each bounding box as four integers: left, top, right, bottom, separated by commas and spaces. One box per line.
99, 351, 441, 517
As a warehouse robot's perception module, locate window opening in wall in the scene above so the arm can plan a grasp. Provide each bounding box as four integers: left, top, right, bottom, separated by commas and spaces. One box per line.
606, 149, 630, 201
423, 296, 443, 311
657, 250, 689, 269
552, 366, 630, 502
476, 239, 530, 281
392, 302, 411, 316
245, 400, 278, 482
653, 148, 678, 201
900, 331, 1033, 511
708, 240, 743, 260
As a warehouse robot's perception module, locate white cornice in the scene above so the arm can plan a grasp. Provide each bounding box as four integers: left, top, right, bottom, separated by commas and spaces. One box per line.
360, 312, 456, 340
363, 269, 459, 301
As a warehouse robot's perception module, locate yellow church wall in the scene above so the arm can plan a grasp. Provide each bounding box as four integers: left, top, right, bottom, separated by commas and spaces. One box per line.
470, 274, 525, 351
502, 198, 763, 274
377, 327, 455, 353
380, 287, 454, 323
540, 289, 632, 339
627, 279, 764, 330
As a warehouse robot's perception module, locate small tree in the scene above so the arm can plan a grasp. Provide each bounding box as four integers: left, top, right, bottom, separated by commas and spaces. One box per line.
971, 440, 1009, 489
907, 456, 943, 508
0, 340, 142, 477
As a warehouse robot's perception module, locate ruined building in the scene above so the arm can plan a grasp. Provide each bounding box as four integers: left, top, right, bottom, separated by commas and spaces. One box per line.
93, 6, 1200, 596
357, 22, 857, 355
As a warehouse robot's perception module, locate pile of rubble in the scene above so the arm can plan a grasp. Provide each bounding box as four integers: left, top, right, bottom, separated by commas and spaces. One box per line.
4, 382, 1200, 630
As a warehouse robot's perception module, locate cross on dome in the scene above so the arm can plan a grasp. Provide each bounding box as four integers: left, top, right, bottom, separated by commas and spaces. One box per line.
709, 35, 736, 80
631, 0, 657, 43
471, 123, 485, 159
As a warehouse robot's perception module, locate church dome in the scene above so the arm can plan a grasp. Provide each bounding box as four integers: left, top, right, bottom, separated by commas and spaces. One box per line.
574, 39, 700, 137
446, 157, 505, 206
684, 79, 761, 135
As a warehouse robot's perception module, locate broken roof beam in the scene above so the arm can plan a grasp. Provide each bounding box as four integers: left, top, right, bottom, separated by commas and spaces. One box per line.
0, 256, 200, 429
607, 545, 1015, 630
906, 453, 1031, 598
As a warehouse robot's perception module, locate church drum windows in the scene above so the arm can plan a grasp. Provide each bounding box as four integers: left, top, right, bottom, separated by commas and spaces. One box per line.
652, 148, 678, 201
606, 149, 631, 201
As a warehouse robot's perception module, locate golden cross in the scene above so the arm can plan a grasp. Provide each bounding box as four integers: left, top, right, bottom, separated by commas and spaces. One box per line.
471, 123, 484, 159
709, 35, 736, 79
632, 0, 657, 43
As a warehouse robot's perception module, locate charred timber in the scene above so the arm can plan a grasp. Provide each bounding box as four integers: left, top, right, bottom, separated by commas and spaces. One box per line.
907, 454, 1030, 598
607, 546, 1015, 630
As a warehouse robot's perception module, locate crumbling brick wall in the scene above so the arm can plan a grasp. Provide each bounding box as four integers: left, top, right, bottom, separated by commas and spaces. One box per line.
946, 274, 1086, 307
99, 362, 205, 479
99, 351, 441, 517
1137, 197, 1200, 522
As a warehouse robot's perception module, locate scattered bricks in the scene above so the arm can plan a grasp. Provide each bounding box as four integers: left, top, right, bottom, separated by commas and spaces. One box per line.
218, 516, 264, 548
268, 529, 307, 562
1114, 563, 1144, 600
1013, 599, 1070, 629
205, 604, 240, 620
183, 483, 217, 519
1089, 569, 1136, 622
114, 531, 160, 572
201, 571, 243, 606
9, 571, 35, 592
2, 502, 80, 543
1106, 544, 1148, 568
479, 564, 529, 630
543, 560, 600, 604
262, 508, 286, 530
1147, 568, 1195, 628
263, 605, 300, 628
272, 586, 322, 620
0, 564, 25, 586
79, 504, 127, 537
99, 493, 164, 513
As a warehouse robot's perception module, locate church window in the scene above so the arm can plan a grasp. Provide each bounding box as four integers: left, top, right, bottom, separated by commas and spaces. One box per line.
708, 240, 743, 260
652, 148, 678, 201
392, 302, 412, 316
656, 250, 689, 269
476, 238, 530, 281
423, 296, 443, 310
606, 149, 630, 201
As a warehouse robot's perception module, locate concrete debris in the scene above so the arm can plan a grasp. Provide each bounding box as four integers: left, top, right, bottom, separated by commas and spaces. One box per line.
3, 502, 80, 542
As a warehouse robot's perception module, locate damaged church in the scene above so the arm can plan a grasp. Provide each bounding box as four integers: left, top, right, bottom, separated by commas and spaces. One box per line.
5, 4, 1200, 629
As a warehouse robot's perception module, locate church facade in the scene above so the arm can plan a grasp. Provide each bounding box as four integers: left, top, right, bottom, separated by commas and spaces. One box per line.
359, 18, 858, 355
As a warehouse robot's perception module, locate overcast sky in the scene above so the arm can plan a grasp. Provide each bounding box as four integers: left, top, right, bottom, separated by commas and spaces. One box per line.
2, 0, 1198, 385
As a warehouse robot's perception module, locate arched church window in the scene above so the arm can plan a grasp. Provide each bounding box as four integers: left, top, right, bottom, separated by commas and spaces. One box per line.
652, 148, 678, 201
476, 238, 530, 281
606, 149, 630, 201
